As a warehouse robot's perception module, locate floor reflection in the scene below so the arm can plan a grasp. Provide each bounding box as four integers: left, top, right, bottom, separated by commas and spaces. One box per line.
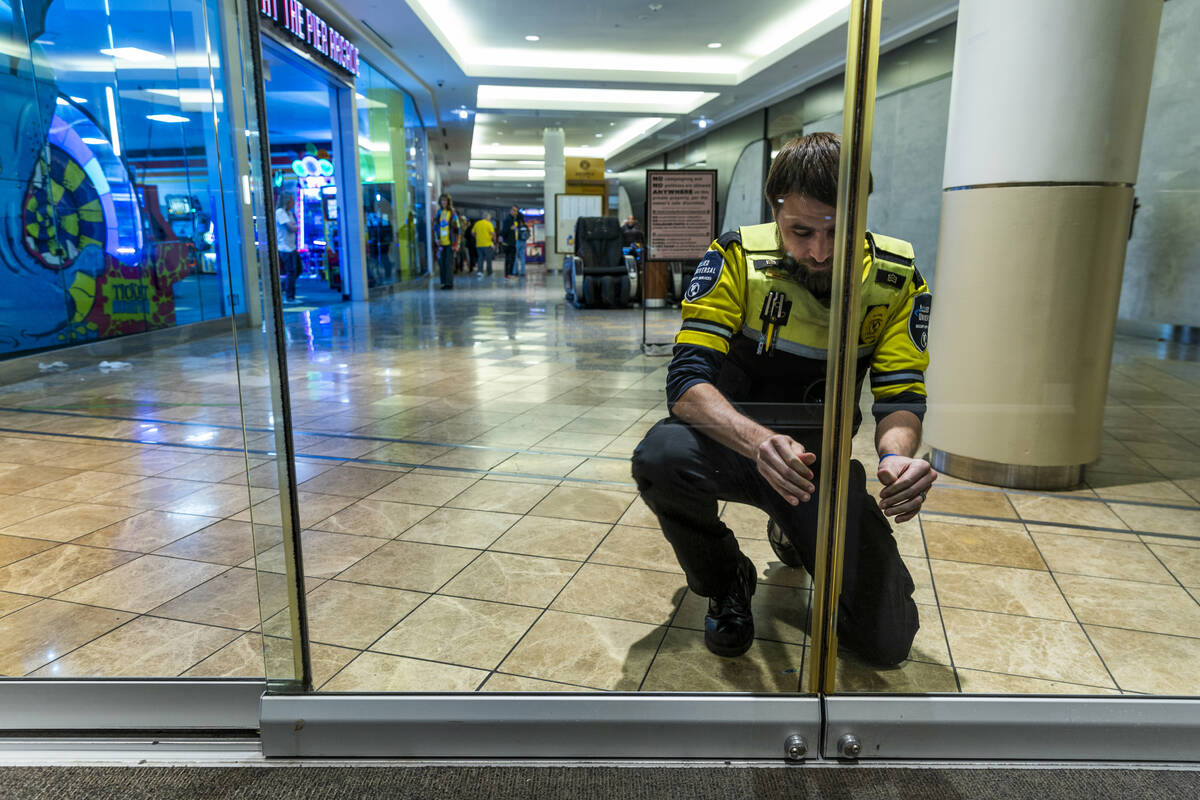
0, 271, 1197, 695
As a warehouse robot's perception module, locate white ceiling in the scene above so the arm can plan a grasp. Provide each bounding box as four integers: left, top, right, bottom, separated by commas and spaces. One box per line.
331, 0, 957, 204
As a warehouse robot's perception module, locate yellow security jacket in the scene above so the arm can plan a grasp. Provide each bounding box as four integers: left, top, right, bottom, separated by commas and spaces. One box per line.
674, 222, 931, 441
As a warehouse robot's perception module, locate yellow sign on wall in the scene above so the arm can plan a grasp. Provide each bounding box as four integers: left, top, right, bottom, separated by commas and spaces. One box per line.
566, 157, 605, 182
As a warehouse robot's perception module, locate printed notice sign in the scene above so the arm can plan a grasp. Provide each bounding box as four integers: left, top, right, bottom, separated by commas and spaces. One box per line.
645, 170, 717, 261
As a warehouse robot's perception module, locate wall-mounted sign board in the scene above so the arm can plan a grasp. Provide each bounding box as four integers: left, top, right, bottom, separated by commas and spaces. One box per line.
645, 169, 717, 262
555, 193, 604, 255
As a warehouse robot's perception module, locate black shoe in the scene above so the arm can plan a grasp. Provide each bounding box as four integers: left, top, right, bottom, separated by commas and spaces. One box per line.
767, 520, 803, 568
704, 553, 757, 657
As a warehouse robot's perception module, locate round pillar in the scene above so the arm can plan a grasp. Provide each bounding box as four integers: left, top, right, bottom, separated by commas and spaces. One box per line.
926, 0, 1162, 488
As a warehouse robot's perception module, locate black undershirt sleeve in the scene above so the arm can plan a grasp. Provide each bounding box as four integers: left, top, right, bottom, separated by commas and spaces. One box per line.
871, 390, 927, 424
665, 343, 724, 410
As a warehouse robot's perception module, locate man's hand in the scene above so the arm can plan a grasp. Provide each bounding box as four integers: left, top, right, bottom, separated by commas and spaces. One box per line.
877, 455, 937, 522
756, 434, 816, 506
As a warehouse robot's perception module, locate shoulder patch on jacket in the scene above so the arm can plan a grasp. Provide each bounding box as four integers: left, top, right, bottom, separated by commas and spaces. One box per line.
909, 292, 932, 352
685, 249, 725, 302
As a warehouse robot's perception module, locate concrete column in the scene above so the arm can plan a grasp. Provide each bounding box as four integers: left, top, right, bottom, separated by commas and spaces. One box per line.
926, 0, 1162, 489
543, 127, 565, 271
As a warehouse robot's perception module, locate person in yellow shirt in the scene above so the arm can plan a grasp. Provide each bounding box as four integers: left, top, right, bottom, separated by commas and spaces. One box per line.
472, 212, 496, 276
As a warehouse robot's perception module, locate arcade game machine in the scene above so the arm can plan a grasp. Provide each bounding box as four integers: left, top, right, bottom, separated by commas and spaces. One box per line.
278, 151, 343, 303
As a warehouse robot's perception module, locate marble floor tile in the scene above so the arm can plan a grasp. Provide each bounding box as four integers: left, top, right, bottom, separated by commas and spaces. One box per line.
642, 627, 805, 693
479, 673, 591, 692
922, 519, 1046, 570
113, 477, 218, 510
423, 447, 511, 472
1109, 503, 1200, 537
918, 487, 1017, 519
310, 499, 435, 539
446, 479, 553, 515
1085, 625, 1200, 695
31, 615, 238, 678
291, 580, 427, 649
499, 610, 665, 691
441, 551, 577, 607
157, 454, 251, 483
0, 590, 38, 618
563, 458, 636, 485
0, 544, 140, 596
366, 472, 479, 506
0, 599, 134, 676
372, 595, 540, 669
0, 533, 57, 568
336, 540, 480, 593
55, 555, 227, 614
1, 503, 142, 543
236, 491, 354, 529
183, 632, 354, 685
149, 567, 262, 630
100, 450, 201, 474
940, 607, 1114, 687
529, 486, 634, 524
929, 559, 1073, 621
1056, 573, 1200, 638
73, 510, 220, 552
834, 653, 959, 693
1086, 472, 1198, 505
673, 584, 811, 646
1024, 522, 1134, 543
534, 431, 617, 454
1146, 543, 1200, 587
363, 442, 454, 466
154, 520, 275, 566
955, 668, 1119, 695
488, 516, 611, 562
397, 507, 520, 549
0, 496, 72, 529
1007, 494, 1128, 530
297, 466, 401, 498
492, 452, 587, 479
615, 496, 659, 529
1031, 530, 1175, 584
589, 524, 683, 574
19, 470, 143, 503
252, 529, 385, 579
320, 651, 488, 692
163, 484, 272, 518
720, 503, 771, 539
0, 463, 82, 492
907, 604, 953, 666
552, 563, 687, 625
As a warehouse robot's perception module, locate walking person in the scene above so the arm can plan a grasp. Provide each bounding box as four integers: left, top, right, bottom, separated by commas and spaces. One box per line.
515, 213, 529, 277
472, 212, 496, 276
501, 205, 521, 279
435, 193, 459, 290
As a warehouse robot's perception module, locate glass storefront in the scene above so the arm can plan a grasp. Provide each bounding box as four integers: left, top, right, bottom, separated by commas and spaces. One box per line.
0, 0, 1197, 763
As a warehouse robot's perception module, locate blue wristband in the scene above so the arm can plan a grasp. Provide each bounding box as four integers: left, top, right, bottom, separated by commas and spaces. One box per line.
879, 453, 902, 461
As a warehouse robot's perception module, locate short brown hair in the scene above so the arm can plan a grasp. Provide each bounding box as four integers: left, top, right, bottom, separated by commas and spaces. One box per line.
764, 133, 841, 208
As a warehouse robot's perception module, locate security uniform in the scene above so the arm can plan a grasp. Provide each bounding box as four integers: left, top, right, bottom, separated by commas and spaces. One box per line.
631, 222, 932, 666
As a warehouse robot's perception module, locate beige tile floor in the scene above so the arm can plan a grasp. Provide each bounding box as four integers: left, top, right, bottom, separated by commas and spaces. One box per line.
0, 279, 1198, 697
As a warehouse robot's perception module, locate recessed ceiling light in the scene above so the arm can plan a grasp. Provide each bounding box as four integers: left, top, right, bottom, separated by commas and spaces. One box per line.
697, 119, 709, 129
525, 34, 540, 41
70, 95, 87, 103
456, 108, 469, 119
476, 85, 716, 114
147, 113, 189, 123
101, 46, 165, 63
707, 42, 722, 48
594, 133, 602, 138
80, 137, 108, 145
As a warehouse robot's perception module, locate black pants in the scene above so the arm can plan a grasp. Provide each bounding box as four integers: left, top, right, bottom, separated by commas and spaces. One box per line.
280, 250, 301, 300
503, 244, 515, 276
631, 417, 919, 667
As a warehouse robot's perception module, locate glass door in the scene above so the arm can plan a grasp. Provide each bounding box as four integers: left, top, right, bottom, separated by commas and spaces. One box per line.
820, 0, 1200, 761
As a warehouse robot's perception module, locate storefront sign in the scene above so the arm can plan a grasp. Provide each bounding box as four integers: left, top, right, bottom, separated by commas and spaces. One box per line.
566, 157, 605, 182
259, 0, 359, 76
645, 169, 717, 261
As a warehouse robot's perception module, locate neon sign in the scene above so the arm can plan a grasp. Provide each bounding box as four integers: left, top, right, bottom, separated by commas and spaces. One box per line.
259, 0, 359, 76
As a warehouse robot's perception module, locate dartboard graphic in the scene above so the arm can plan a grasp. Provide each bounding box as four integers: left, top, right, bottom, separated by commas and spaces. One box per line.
22, 144, 106, 269
21, 102, 141, 270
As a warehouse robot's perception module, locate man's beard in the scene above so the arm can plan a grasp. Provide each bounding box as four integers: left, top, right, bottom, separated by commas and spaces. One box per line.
779, 253, 833, 301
